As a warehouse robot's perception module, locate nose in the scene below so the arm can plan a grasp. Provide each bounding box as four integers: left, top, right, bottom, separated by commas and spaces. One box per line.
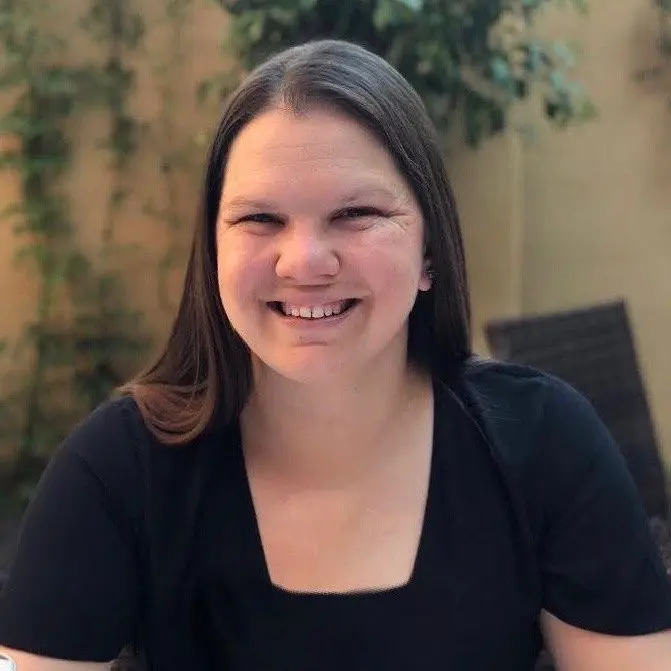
274, 223, 340, 281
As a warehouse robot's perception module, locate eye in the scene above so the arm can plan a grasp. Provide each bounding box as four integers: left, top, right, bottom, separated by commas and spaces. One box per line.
333, 206, 385, 223
235, 212, 283, 227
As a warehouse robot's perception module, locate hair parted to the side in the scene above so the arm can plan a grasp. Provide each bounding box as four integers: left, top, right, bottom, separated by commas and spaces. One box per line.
118, 39, 472, 445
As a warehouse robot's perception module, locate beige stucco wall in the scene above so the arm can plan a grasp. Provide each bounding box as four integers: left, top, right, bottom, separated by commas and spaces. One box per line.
447, 130, 524, 355
519, 0, 671, 462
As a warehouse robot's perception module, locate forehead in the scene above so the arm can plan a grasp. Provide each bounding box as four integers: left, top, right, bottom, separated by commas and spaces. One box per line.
221, 107, 410, 199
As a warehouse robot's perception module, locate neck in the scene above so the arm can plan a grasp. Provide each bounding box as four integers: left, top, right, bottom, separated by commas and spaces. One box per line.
240, 356, 432, 487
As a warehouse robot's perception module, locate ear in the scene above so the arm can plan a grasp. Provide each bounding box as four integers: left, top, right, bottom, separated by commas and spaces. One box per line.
419, 259, 433, 292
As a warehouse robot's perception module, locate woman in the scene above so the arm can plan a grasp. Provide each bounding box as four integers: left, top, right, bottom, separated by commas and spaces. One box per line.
1, 40, 670, 671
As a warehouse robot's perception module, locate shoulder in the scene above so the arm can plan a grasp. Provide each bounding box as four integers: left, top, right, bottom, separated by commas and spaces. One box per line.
54, 394, 229, 505
446, 360, 671, 636
455, 358, 602, 456
67, 394, 145, 446
450, 358, 623, 499
26, 396, 156, 535
57, 395, 153, 478
451, 357, 641, 521
460, 356, 581, 414
58, 394, 222, 471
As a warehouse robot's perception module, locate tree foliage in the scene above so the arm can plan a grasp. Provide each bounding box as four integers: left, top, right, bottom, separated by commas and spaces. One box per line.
221, 0, 594, 143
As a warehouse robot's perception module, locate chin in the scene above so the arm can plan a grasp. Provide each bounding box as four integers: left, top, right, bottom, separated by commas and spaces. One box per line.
251, 334, 410, 388
251, 348, 361, 387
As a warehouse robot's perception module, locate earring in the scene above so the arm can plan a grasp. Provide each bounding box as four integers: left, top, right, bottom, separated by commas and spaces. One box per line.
419, 262, 434, 292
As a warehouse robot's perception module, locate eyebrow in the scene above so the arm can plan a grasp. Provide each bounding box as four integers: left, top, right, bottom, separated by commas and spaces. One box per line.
339, 185, 399, 203
220, 196, 277, 212
220, 185, 399, 212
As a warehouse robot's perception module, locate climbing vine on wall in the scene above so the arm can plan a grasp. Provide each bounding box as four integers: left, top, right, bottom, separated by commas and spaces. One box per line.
144, 0, 199, 312
73, 0, 148, 411
0, 0, 96, 488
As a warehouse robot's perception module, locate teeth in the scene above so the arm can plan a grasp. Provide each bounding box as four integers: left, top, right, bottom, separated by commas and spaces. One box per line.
280, 301, 352, 319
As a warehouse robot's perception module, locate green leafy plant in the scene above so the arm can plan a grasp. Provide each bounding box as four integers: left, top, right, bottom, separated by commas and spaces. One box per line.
73, 0, 149, 410
219, 0, 594, 143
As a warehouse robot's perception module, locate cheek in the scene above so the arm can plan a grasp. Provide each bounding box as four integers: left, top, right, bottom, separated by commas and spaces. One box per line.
216, 236, 269, 307
358, 226, 424, 292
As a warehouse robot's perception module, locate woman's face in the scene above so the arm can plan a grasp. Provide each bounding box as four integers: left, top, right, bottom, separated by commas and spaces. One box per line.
216, 106, 431, 385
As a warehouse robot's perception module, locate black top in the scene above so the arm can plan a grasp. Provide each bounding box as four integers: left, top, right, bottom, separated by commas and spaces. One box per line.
1, 361, 670, 670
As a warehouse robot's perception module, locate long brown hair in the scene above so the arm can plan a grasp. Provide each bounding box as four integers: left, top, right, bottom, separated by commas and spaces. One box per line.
119, 39, 471, 445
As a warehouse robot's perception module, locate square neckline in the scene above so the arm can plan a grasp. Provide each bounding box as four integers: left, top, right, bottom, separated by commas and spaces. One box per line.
231, 380, 441, 600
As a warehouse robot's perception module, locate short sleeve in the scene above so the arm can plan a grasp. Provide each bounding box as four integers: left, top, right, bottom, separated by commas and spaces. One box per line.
533, 379, 671, 635
0, 399, 143, 661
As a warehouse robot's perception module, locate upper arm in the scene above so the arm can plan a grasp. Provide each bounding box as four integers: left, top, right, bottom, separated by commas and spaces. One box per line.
0, 400, 143, 663
529, 379, 671, 635
541, 610, 671, 671
0, 646, 111, 670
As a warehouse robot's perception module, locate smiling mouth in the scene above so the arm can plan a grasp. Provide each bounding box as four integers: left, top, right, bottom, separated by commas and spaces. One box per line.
268, 299, 359, 320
